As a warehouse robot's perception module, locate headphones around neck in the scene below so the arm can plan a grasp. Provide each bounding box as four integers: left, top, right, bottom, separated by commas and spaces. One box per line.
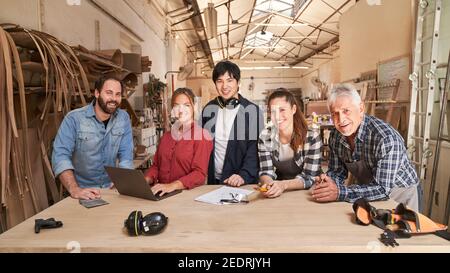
216, 96, 240, 109
124, 210, 168, 236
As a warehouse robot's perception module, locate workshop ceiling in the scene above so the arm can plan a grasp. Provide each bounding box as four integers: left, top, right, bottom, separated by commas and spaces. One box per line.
157, 0, 356, 71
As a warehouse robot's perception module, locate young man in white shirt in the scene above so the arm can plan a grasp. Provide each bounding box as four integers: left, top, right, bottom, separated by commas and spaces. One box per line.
201, 60, 263, 186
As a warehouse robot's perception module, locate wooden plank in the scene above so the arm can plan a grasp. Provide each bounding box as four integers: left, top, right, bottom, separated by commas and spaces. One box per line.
8, 32, 37, 50
384, 79, 401, 124
21, 61, 44, 73
5, 168, 30, 230
20, 128, 49, 211
0, 32, 6, 207
377, 54, 410, 102
0, 186, 449, 252
0, 206, 6, 233
74, 51, 128, 72
447, 102, 450, 138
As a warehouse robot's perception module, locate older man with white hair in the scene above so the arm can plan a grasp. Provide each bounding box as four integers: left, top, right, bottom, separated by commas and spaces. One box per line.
311, 83, 422, 211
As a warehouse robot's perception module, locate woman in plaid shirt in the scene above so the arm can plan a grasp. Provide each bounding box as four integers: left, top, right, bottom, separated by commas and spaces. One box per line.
258, 88, 322, 198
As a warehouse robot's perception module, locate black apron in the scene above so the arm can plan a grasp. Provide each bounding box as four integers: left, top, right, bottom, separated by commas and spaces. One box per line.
272, 154, 302, 180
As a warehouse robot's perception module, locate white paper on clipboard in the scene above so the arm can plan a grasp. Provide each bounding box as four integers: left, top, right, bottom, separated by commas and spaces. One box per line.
194, 186, 254, 205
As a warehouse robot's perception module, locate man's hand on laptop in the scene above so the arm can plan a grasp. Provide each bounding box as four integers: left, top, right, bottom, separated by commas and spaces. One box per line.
69, 186, 101, 200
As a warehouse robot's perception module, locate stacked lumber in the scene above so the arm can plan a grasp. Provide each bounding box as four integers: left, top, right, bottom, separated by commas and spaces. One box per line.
73, 46, 138, 95
0, 24, 152, 232
141, 56, 152, 72
1, 24, 77, 231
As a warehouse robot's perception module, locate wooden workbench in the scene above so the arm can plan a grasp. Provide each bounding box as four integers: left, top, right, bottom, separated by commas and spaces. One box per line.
0, 186, 448, 253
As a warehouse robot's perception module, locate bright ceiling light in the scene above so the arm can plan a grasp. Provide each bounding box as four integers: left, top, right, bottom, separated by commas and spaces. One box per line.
240, 66, 307, 70
243, 60, 285, 63
240, 67, 272, 70
243, 46, 285, 49
254, 23, 308, 27
278, 36, 319, 39
244, 30, 274, 47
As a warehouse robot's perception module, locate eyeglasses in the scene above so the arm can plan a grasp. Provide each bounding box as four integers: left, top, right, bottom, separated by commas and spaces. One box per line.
220, 193, 249, 204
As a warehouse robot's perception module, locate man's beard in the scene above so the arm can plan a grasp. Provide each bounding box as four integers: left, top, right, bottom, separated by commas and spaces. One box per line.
98, 96, 119, 114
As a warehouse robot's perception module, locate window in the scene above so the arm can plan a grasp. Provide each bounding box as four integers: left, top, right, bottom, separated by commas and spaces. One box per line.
253, 0, 303, 18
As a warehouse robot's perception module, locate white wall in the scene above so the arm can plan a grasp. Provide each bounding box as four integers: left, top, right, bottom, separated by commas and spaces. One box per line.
187, 67, 304, 108
0, 0, 39, 30
298, 49, 341, 99
239, 69, 303, 102
339, 0, 412, 82
0, 0, 188, 110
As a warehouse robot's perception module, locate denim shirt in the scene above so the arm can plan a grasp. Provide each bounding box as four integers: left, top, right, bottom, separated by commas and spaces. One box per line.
51, 101, 134, 188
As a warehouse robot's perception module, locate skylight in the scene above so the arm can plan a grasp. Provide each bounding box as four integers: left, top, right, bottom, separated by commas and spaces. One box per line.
253, 0, 309, 18
254, 0, 295, 18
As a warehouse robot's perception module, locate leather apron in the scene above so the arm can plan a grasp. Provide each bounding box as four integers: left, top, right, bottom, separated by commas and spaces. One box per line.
272, 154, 303, 180
344, 148, 421, 212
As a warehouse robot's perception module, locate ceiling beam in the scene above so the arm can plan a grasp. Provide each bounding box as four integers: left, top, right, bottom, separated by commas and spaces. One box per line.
276, 36, 318, 52
321, 0, 342, 15
277, 0, 350, 61
220, 33, 226, 60
237, 0, 257, 59
171, 0, 237, 27
227, 0, 231, 59
184, 0, 214, 68
187, 24, 246, 49
262, 0, 312, 58
289, 36, 338, 66
267, 9, 339, 36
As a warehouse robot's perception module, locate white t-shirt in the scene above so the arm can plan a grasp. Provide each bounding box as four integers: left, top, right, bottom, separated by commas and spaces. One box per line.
214, 106, 240, 180
278, 143, 295, 161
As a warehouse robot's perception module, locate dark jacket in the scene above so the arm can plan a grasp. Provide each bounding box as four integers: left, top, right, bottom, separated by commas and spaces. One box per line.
201, 94, 264, 185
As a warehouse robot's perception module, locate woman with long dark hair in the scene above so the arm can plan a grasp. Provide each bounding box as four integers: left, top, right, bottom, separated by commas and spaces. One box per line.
258, 88, 322, 198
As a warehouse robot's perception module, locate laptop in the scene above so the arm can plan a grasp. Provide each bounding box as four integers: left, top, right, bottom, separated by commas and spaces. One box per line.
104, 166, 182, 201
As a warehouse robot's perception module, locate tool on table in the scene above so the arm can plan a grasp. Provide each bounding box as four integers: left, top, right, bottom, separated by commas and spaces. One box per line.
352, 198, 450, 247
34, 218, 63, 234
79, 198, 109, 209
256, 182, 270, 193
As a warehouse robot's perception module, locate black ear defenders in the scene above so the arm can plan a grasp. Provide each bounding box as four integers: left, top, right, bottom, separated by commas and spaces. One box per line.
216, 96, 240, 109
124, 211, 168, 236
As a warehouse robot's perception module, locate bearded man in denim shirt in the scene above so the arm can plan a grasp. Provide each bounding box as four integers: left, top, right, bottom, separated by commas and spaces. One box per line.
52, 76, 134, 200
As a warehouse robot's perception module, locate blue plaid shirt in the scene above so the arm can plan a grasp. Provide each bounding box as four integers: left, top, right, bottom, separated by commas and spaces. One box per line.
327, 115, 419, 202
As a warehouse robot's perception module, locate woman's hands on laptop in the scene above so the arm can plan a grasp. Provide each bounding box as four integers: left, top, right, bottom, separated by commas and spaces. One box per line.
151, 180, 185, 197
